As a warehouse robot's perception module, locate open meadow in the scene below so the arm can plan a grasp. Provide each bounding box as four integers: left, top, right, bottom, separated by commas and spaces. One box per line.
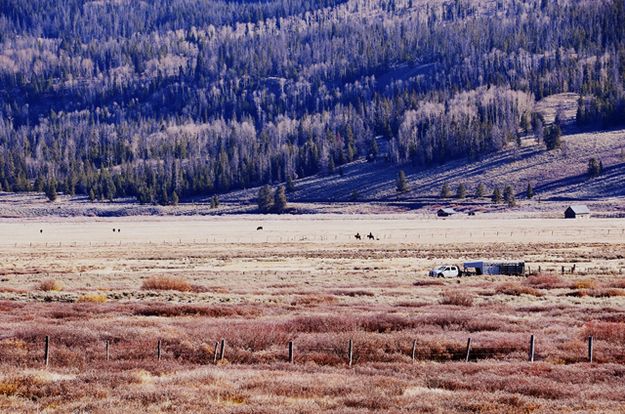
1, 215, 625, 413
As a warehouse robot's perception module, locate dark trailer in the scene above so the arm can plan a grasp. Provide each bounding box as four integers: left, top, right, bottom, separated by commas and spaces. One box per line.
463, 261, 525, 276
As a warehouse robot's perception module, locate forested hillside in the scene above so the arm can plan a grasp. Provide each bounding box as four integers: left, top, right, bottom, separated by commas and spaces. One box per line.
0, 0, 624, 204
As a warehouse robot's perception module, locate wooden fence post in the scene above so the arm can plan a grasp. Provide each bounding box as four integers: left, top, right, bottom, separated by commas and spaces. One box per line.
288, 341, 294, 363
588, 336, 593, 363
105, 340, 110, 361
44, 336, 50, 367
219, 339, 226, 361
529, 335, 535, 362
347, 339, 353, 368
213, 341, 219, 364
157, 339, 162, 361
465, 338, 472, 362
411, 339, 417, 362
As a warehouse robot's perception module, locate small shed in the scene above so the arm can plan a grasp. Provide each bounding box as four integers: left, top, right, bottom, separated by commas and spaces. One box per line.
437, 208, 457, 217
564, 205, 591, 219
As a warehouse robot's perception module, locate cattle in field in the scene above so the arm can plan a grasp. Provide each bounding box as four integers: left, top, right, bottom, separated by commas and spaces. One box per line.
354, 233, 361, 240
367, 232, 375, 240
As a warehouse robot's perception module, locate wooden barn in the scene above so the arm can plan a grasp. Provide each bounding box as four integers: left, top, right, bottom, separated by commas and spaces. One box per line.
564, 205, 591, 219
437, 208, 457, 217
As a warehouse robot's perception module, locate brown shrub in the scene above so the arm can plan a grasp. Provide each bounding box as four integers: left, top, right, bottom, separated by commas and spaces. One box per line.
586, 288, 625, 298
290, 294, 336, 306
574, 279, 598, 290
331, 290, 375, 297
440, 290, 474, 307
38, 279, 63, 292
524, 274, 566, 289
141, 276, 192, 292
583, 321, 625, 343
495, 283, 543, 297
0, 287, 28, 294
134, 304, 262, 318
359, 314, 414, 333
77, 293, 108, 303
287, 315, 356, 333
0, 378, 19, 396
608, 279, 625, 289
413, 279, 445, 287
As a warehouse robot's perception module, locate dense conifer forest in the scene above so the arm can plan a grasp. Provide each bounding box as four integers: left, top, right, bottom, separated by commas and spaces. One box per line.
0, 0, 623, 204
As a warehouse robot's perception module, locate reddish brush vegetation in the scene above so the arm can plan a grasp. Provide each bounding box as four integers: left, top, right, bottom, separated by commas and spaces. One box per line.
439, 290, 474, 307
586, 288, 625, 298
133, 303, 262, 318
609, 279, 625, 289
394, 301, 429, 308
2, 226, 625, 412
413, 279, 445, 287
583, 322, 625, 343
495, 283, 543, 297
0, 287, 27, 294
524, 274, 567, 289
331, 289, 375, 297
289, 294, 337, 306
141, 276, 192, 292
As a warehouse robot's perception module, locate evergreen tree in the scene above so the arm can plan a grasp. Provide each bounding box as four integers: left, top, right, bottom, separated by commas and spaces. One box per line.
440, 182, 451, 198
210, 195, 220, 209
171, 191, 179, 206
34, 175, 45, 192
587, 158, 602, 177
492, 187, 502, 204
544, 125, 562, 150
273, 185, 288, 213
475, 183, 486, 198
89, 188, 96, 202
45, 178, 58, 202
286, 176, 296, 193
526, 182, 535, 199
257, 185, 274, 213
367, 137, 379, 162
396, 170, 409, 193
503, 185, 516, 207
456, 183, 467, 199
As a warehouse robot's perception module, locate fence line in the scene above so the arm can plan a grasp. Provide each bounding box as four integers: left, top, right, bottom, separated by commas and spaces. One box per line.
1, 227, 624, 249
0, 334, 608, 368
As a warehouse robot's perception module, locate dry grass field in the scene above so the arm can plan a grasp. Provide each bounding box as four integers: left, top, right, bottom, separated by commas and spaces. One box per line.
1, 215, 625, 413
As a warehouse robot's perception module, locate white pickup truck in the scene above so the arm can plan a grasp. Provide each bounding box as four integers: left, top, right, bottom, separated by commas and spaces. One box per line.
429, 265, 461, 278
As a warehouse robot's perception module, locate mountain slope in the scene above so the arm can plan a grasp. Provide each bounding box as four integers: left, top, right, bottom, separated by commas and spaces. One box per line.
221, 128, 625, 204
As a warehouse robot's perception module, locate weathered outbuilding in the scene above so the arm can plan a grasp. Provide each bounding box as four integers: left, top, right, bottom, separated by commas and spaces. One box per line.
564, 205, 591, 219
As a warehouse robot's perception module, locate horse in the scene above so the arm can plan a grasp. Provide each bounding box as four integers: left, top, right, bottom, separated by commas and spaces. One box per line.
367, 232, 375, 240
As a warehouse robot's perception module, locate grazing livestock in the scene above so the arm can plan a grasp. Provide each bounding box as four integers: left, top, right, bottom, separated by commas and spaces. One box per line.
367, 232, 375, 240
113, 229, 116, 232
257, 226, 264, 231
354, 233, 361, 240
40, 229, 43, 234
